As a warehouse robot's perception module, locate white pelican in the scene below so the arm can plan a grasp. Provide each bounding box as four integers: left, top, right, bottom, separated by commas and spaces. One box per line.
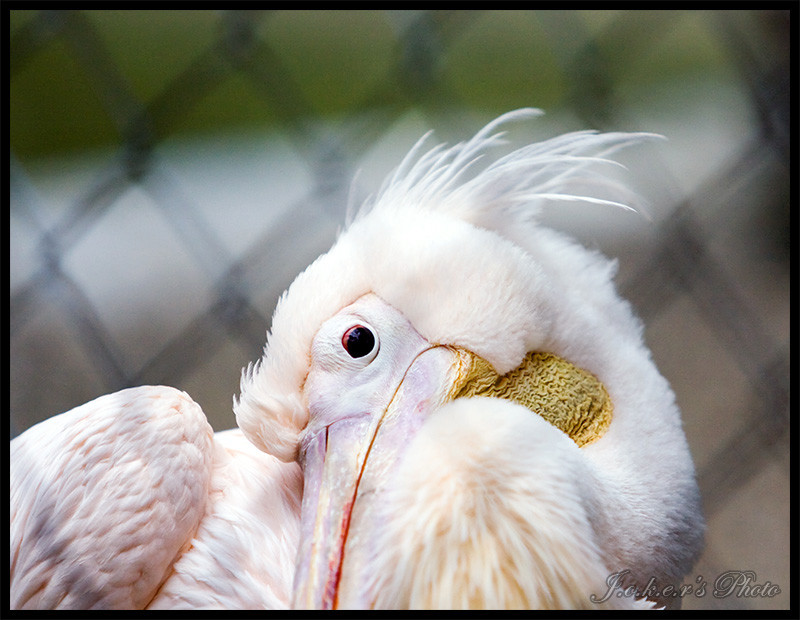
10, 109, 704, 610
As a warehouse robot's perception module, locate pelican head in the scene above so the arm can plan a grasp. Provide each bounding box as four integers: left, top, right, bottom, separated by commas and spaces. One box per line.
234, 110, 704, 609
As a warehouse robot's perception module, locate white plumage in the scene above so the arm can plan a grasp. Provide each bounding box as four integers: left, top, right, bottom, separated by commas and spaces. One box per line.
10, 109, 704, 610
10, 387, 301, 609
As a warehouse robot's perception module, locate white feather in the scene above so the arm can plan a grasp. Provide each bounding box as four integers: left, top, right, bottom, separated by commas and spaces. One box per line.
235, 109, 662, 463
10, 387, 302, 610
234, 109, 703, 607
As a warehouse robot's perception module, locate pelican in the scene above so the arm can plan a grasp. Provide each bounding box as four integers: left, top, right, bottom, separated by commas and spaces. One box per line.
10, 109, 704, 610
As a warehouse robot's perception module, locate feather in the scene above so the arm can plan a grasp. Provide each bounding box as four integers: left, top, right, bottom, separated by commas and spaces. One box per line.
359, 109, 662, 231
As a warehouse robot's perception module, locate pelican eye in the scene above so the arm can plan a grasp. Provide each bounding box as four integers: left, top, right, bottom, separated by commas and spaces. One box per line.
342, 325, 375, 359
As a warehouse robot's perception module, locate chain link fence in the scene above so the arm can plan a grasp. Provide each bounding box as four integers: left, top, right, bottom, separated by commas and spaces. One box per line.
8, 9, 791, 610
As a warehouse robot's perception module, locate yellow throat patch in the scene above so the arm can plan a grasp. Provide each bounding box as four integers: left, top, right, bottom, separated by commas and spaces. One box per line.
449, 350, 613, 447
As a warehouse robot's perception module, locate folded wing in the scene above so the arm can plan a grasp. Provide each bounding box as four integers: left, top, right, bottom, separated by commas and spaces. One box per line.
10, 386, 213, 609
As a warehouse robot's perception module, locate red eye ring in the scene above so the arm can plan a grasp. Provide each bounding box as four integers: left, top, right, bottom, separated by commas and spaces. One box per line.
342, 325, 376, 359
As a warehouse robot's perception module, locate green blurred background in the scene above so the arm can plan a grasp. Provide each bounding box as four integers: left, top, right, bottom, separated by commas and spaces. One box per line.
10, 9, 763, 160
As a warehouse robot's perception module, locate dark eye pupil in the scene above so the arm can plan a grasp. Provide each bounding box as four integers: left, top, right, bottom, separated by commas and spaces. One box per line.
343, 326, 375, 358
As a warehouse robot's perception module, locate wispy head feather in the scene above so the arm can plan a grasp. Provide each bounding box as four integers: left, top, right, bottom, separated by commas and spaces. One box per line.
355, 108, 661, 233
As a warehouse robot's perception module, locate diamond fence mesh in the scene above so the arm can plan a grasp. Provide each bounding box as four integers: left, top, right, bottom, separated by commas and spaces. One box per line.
8, 9, 791, 610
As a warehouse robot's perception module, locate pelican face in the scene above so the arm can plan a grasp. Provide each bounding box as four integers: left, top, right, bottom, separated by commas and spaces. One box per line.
292, 293, 474, 609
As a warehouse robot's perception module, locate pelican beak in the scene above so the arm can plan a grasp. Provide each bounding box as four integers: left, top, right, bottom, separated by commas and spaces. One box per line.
291, 345, 471, 609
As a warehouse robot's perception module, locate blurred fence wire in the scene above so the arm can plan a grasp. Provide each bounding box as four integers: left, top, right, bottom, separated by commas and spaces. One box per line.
8, 9, 791, 610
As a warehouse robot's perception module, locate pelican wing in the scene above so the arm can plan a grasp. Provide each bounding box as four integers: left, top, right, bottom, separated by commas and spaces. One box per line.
10, 386, 214, 609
